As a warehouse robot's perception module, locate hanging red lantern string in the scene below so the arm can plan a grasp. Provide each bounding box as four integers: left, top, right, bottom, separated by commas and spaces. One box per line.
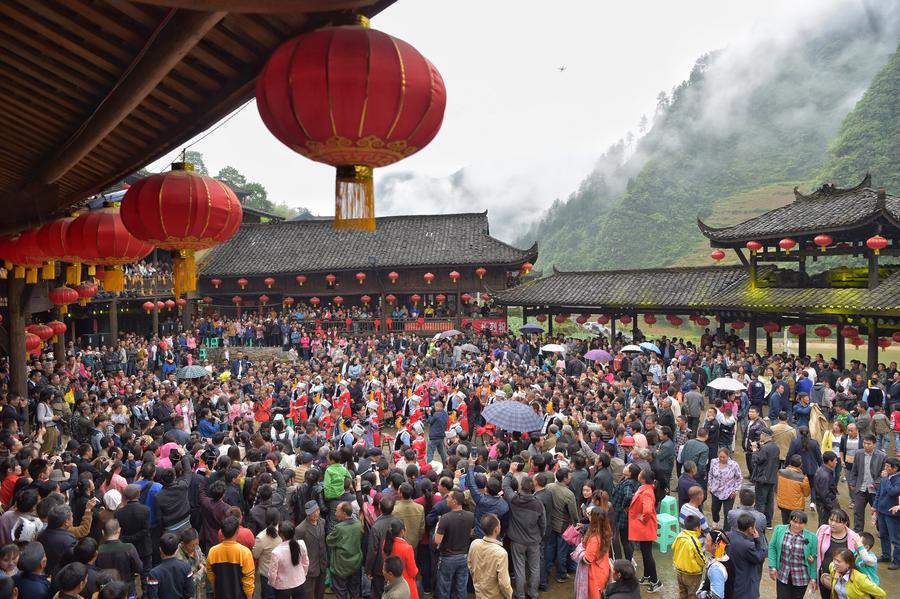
47, 320, 67, 344
256, 18, 446, 231
120, 162, 243, 298
746, 240, 762, 254
74, 283, 98, 306
66, 204, 153, 293
867, 234, 888, 255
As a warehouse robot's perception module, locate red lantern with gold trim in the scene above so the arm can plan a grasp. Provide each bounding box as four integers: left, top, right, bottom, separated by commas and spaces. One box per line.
521, 262, 533, 275
360, 295, 371, 305
74, 283, 98, 306
259, 295, 269, 305
385, 294, 396, 304
475, 267, 487, 280
17, 228, 55, 280
867, 235, 888, 255
120, 163, 243, 298
237, 278, 248, 290
156, 301, 166, 312
176, 298, 187, 307
26, 324, 53, 345
47, 320, 67, 343
165, 299, 175, 311
66, 205, 153, 293
435, 294, 446, 304
814, 235, 833, 253
788, 324, 805, 336
423, 272, 434, 285
410, 294, 421, 306
449, 271, 460, 283
746, 240, 762, 254
143, 301, 154, 314
388, 272, 399, 284
333, 296, 343, 306
232, 296, 243, 306
283, 296, 295, 306
256, 19, 446, 231
535, 314, 546, 323
325, 274, 337, 287
295, 275, 306, 286
309, 297, 320, 306
211, 278, 222, 289
460, 293, 471, 304
25, 332, 40, 355
778, 238, 796, 253
356, 272, 366, 285
49, 286, 78, 315
263, 277, 275, 289
710, 250, 725, 262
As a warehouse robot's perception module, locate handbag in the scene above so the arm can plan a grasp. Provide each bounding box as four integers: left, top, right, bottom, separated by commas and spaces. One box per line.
563, 524, 583, 547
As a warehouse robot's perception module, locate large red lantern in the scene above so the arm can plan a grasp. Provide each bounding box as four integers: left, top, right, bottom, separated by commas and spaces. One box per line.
356, 272, 366, 285
814, 235, 833, 252
746, 240, 762, 254
259, 295, 269, 305
237, 278, 248, 290
1, 233, 44, 283
256, 20, 446, 231
26, 324, 53, 345
619, 315, 632, 325
283, 296, 295, 306
360, 295, 371, 305
670, 317, 683, 327
232, 296, 243, 306
295, 275, 306, 286
14, 229, 53, 281
74, 283, 98, 306
475, 267, 487, 280
535, 314, 547, 323
763, 322, 780, 334
385, 294, 396, 304
878, 338, 891, 351
143, 301, 155, 314
731, 320, 746, 330
49, 286, 79, 315
435, 294, 446, 303
892, 331, 900, 344
325, 274, 337, 287
867, 235, 888, 255
449, 271, 460, 283
25, 332, 40, 355
264, 277, 275, 289
778, 238, 796, 253
47, 320, 67, 343
814, 326, 832, 340
309, 297, 320, 306
66, 205, 153, 293
596, 315, 610, 325
521, 262, 533, 275
410, 294, 421, 305
840, 326, 859, 338
388, 272, 399, 284
644, 314, 656, 325
710, 250, 725, 262
120, 163, 243, 297
850, 336, 865, 348
460, 293, 472, 303
555, 314, 567, 324
423, 272, 434, 285
696, 317, 710, 327
176, 298, 187, 307
165, 299, 176, 311
211, 278, 222, 289
788, 324, 805, 336
333, 296, 344, 306
38, 216, 82, 282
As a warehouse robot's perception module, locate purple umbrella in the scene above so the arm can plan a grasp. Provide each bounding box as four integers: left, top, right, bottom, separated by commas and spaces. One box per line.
585, 349, 612, 362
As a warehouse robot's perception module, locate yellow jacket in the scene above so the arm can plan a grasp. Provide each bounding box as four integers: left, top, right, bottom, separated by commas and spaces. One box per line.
672, 529, 706, 575
828, 563, 886, 599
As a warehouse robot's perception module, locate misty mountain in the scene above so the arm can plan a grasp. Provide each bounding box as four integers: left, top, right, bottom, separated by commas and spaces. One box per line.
516, 1, 900, 271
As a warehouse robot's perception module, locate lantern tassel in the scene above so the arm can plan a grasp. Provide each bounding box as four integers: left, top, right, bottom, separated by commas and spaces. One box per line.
65, 263, 82, 285
25, 268, 38, 284
335, 165, 375, 231
87, 265, 96, 276
173, 250, 197, 301
42, 261, 55, 280
13, 265, 24, 279
103, 266, 124, 293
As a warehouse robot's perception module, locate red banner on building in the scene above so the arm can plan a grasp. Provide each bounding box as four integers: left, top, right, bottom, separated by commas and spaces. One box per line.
469, 318, 508, 335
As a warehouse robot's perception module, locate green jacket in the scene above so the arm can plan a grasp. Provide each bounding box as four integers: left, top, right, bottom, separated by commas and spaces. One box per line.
324, 463, 352, 500
326, 517, 364, 577
767, 525, 817, 582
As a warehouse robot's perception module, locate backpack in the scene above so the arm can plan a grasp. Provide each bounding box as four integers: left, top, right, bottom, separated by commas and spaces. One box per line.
697, 557, 735, 599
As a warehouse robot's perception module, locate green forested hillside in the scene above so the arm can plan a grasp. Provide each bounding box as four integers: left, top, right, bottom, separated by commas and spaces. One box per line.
819, 45, 900, 192
518, 7, 900, 271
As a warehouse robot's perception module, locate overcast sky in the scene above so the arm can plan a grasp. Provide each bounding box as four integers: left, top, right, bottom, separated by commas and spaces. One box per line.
146, 0, 826, 233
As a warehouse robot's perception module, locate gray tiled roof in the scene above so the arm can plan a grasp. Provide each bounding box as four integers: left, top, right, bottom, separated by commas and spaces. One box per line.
698, 175, 900, 243
496, 265, 900, 317
199, 212, 537, 276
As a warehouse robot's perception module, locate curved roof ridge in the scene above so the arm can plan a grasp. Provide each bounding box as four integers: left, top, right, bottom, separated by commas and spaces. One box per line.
793, 173, 872, 201
548, 264, 745, 277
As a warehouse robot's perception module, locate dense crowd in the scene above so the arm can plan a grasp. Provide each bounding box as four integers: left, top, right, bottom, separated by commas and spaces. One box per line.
0, 310, 899, 599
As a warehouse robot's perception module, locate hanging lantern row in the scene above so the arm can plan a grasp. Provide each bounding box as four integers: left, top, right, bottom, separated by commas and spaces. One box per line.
49, 286, 78, 315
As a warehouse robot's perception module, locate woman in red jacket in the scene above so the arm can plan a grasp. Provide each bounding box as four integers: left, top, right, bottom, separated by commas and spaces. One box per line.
627, 468, 660, 592
382, 519, 419, 599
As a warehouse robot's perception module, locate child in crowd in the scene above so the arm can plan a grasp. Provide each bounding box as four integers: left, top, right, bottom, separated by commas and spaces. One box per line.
853, 531, 879, 584
0, 544, 19, 578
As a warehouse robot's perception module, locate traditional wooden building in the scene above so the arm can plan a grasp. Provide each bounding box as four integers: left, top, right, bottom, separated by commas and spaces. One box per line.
498, 175, 900, 371
197, 211, 537, 332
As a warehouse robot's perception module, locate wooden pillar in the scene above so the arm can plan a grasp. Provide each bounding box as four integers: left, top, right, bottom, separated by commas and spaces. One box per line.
610, 317, 616, 342
867, 319, 878, 374
522, 309, 528, 325
152, 300, 159, 338
766, 331, 773, 355
868, 253, 879, 289
53, 307, 65, 366
749, 316, 758, 353
632, 315, 639, 341
109, 297, 118, 343
548, 312, 553, 336
798, 331, 807, 358
182, 299, 193, 330
6, 276, 26, 401
749, 254, 757, 289
836, 325, 846, 367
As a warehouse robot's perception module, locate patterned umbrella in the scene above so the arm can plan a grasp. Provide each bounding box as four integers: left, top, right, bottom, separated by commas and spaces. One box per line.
520, 323, 544, 334
482, 400, 544, 433
176, 365, 210, 380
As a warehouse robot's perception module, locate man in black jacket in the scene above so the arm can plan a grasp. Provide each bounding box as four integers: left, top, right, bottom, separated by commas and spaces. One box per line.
118, 484, 152, 581
503, 464, 547, 599
146, 533, 195, 599
814, 452, 839, 528
750, 428, 780, 529
366, 495, 399, 599
96, 519, 143, 597
154, 453, 194, 534
36, 504, 76, 575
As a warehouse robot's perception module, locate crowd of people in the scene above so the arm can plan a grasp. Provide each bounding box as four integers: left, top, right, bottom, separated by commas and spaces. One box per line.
0, 309, 899, 599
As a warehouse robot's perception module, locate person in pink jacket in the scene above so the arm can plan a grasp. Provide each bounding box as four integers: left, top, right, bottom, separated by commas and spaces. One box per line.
627, 468, 660, 592
815, 508, 860, 594
269, 521, 309, 599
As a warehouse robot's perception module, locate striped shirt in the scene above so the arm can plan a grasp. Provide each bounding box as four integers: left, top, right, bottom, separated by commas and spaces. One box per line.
679, 503, 710, 534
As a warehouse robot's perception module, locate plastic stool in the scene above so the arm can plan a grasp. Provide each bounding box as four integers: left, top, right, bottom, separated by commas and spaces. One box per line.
654, 513, 680, 554
658, 495, 677, 518
209, 337, 219, 347
198, 348, 207, 361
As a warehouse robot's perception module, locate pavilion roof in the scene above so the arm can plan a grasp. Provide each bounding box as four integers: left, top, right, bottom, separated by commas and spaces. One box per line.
495, 264, 900, 317
198, 211, 538, 276
697, 174, 900, 246
0, 0, 395, 234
